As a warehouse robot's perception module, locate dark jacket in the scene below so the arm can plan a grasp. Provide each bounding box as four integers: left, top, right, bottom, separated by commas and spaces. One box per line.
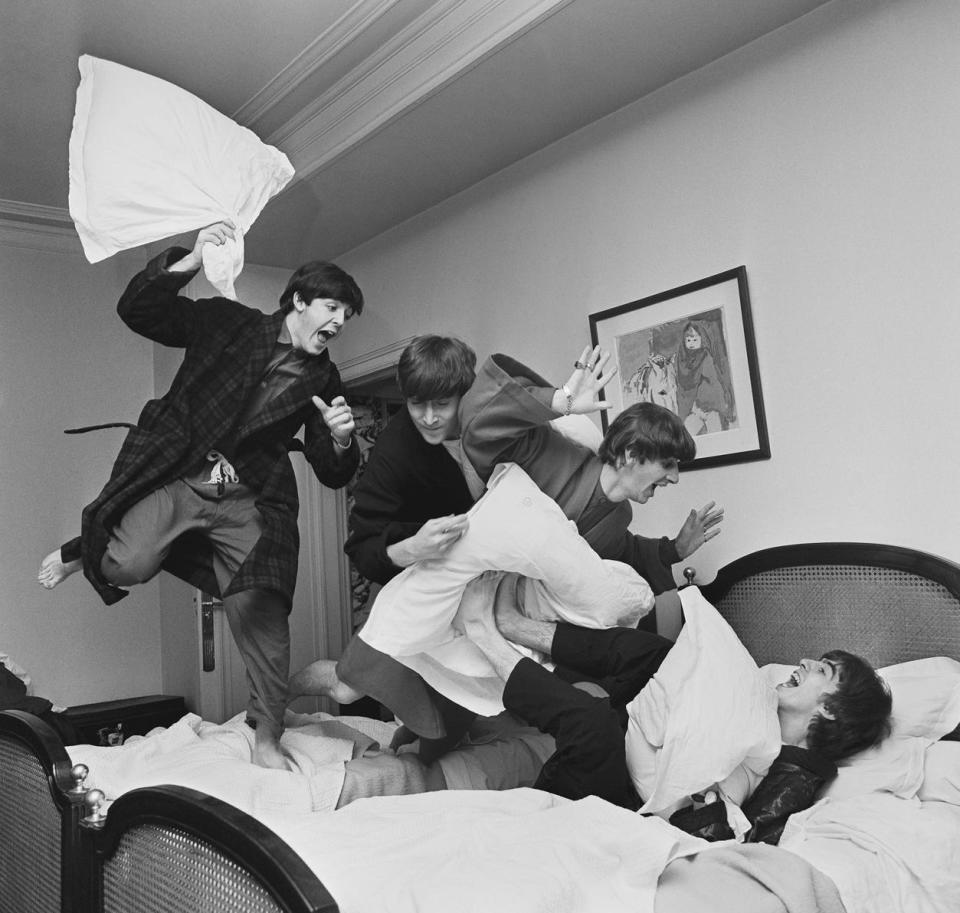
343, 408, 474, 584
79, 247, 359, 605
669, 745, 838, 845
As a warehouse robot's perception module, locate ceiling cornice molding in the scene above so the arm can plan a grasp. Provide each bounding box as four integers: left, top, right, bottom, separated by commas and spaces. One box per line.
0, 198, 73, 225
338, 335, 416, 384
0, 206, 82, 257
234, 0, 402, 129
272, 0, 574, 181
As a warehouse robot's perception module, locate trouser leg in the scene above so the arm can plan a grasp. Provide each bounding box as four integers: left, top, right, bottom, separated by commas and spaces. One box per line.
60, 536, 83, 564
416, 694, 477, 764
99, 483, 196, 586
201, 485, 290, 731
503, 657, 637, 809
551, 623, 673, 706
220, 588, 291, 731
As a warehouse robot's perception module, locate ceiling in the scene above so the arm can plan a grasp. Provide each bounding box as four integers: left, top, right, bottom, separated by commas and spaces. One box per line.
0, 0, 832, 270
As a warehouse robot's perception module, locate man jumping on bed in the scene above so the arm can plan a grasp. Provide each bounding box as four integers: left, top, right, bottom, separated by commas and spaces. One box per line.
36, 221, 363, 770
460, 570, 892, 844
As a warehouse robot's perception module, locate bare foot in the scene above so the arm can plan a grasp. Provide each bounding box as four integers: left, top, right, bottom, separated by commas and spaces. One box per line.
252, 725, 293, 771
38, 549, 81, 589
287, 659, 363, 704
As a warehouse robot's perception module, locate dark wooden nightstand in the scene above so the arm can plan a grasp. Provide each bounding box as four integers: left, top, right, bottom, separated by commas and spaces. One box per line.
60, 694, 187, 746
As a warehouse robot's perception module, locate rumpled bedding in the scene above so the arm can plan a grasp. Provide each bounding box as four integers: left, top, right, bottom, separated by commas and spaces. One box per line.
67, 710, 382, 824
272, 788, 846, 913
68, 55, 294, 298
780, 793, 960, 913
625, 586, 782, 819
66, 707, 556, 821
273, 788, 708, 913
655, 841, 846, 913
359, 462, 654, 716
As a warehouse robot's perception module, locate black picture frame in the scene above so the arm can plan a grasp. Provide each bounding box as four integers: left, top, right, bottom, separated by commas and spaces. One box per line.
588, 266, 770, 471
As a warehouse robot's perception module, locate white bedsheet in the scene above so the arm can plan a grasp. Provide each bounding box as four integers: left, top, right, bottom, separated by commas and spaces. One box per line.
273, 788, 706, 913
66, 711, 380, 819
781, 794, 960, 913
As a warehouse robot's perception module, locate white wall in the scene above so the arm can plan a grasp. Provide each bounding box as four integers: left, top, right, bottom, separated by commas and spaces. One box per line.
333, 0, 960, 582
0, 236, 162, 705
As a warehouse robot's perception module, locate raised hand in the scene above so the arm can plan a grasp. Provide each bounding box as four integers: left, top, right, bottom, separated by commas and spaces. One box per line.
555, 345, 618, 414
172, 220, 237, 273
674, 501, 725, 560
312, 394, 355, 446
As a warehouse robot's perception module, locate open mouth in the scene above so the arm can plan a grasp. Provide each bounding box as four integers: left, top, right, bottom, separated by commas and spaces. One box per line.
781, 669, 802, 688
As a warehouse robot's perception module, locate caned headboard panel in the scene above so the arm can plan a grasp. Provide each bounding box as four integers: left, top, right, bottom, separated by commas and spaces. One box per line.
91, 785, 339, 913
697, 543, 960, 668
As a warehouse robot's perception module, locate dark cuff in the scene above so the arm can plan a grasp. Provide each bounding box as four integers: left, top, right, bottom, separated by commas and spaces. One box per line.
150, 246, 199, 287
659, 536, 682, 566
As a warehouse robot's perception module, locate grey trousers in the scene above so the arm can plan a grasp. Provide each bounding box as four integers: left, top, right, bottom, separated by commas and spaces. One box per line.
99, 477, 289, 731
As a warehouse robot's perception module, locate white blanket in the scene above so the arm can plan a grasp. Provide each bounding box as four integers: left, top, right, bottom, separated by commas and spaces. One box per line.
67, 711, 387, 823
69, 55, 294, 298
273, 789, 707, 913
781, 794, 960, 913
625, 586, 782, 818
360, 462, 654, 716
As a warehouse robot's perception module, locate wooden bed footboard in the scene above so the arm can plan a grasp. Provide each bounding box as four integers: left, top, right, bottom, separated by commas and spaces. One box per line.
0, 709, 89, 913
83, 785, 339, 913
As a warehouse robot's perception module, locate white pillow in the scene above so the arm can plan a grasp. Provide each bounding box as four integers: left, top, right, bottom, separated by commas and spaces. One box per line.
918, 741, 960, 805
879, 656, 960, 740
358, 462, 654, 716
821, 735, 927, 801
69, 55, 294, 298
626, 587, 781, 816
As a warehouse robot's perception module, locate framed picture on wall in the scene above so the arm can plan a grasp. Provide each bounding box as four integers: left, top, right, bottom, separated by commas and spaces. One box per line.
588, 266, 770, 471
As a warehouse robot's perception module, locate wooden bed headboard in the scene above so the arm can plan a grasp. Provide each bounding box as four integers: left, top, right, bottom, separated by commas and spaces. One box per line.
695, 542, 960, 668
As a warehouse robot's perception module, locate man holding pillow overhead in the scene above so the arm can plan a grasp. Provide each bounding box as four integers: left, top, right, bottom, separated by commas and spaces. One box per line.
38, 221, 363, 770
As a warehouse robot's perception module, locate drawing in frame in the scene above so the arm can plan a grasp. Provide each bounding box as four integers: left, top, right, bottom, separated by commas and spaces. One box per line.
588, 266, 770, 471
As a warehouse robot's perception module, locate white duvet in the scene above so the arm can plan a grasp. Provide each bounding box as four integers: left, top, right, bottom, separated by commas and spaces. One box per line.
781, 794, 960, 913
273, 789, 707, 913
69, 55, 294, 298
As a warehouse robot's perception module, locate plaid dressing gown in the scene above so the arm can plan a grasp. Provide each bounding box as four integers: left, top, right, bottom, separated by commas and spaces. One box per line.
78, 247, 359, 606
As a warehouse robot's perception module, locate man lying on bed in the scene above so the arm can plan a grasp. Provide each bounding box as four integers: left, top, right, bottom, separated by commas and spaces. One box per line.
460, 570, 893, 844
